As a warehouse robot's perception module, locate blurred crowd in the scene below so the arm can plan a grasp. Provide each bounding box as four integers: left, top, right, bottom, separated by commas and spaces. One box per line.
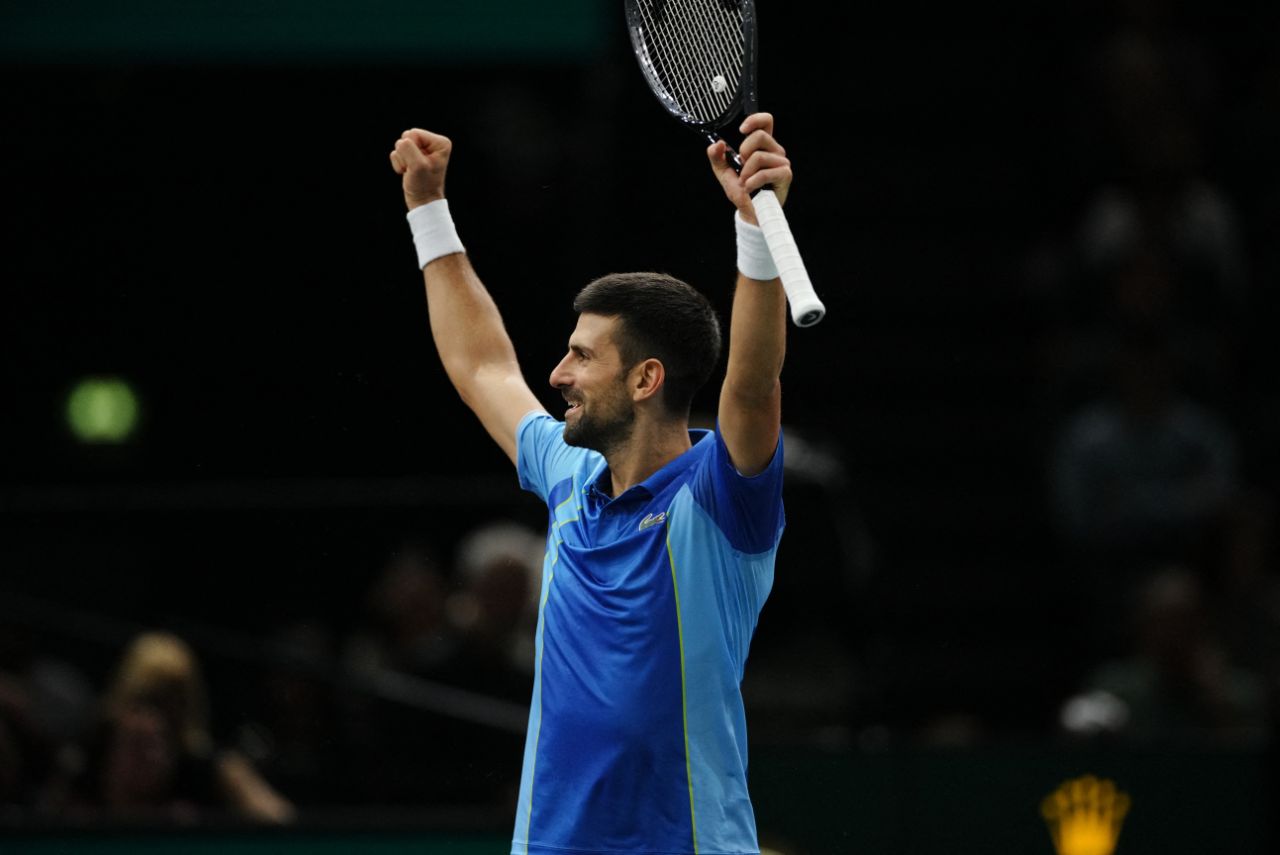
0, 629, 294, 824
0, 520, 545, 824
1031, 0, 1277, 746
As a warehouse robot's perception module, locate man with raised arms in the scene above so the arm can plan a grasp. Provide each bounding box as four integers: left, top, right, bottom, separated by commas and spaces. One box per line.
389, 113, 793, 855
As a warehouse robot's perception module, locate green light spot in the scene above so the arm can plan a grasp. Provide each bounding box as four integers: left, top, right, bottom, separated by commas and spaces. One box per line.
66, 376, 139, 444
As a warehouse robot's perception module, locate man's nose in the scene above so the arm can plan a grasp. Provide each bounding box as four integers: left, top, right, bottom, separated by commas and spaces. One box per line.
549, 355, 572, 389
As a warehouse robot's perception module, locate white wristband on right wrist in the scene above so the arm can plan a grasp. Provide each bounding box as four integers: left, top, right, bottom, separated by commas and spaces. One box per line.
407, 199, 465, 269
735, 209, 779, 281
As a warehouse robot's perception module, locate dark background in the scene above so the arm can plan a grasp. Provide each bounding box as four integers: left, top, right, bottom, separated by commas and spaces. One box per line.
3, 0, 1279, 851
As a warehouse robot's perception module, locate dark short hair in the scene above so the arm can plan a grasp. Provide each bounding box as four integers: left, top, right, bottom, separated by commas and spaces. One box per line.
573, 272, 722, 418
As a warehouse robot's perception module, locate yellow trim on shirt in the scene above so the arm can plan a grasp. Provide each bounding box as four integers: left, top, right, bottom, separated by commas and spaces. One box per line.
665, 524, 699, 854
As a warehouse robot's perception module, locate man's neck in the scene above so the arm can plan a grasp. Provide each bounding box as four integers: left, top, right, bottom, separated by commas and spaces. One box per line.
601, 418, 692, 498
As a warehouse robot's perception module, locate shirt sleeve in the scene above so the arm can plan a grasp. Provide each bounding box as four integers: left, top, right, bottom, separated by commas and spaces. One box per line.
687, 426, 786, 555
516, 411, 591, 503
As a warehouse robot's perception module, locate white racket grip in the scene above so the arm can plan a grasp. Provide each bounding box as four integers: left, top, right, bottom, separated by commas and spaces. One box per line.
752, 188, 825, 327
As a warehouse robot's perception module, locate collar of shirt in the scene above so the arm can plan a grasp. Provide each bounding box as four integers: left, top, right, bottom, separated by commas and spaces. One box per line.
584, 429, 713, 508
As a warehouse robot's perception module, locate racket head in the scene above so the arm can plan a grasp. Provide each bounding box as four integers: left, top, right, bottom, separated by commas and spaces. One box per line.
624, 0, 759, 133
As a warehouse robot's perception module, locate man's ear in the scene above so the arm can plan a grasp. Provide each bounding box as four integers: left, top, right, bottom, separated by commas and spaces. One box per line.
631, 358, 666, 404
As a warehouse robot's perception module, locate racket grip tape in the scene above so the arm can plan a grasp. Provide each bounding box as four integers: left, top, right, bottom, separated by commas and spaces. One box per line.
752, 189, 825, 327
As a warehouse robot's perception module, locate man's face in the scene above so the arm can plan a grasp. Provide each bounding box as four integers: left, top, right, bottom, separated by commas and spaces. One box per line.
549, 314, 636, 454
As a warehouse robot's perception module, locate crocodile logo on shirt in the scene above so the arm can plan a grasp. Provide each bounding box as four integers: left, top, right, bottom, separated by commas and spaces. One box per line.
638, 511, 667, 532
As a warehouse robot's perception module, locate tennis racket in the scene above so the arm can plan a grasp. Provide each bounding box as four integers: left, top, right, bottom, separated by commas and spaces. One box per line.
624, 0, 825, 327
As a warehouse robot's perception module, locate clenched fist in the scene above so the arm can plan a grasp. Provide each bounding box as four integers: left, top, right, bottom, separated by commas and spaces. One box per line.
390, 129, 452, 210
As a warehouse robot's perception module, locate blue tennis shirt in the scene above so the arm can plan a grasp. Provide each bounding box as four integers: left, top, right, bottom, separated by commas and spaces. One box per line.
511, 411, 785, 855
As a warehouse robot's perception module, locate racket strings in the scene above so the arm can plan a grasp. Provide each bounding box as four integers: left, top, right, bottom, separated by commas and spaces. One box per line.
649, 0, 741, 120
633, 0, 744, 126
667, 0, 741, 90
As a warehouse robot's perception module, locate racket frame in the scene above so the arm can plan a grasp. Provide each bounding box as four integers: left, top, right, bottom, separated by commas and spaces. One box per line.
624, 0, 759, 133
624, 0, 825, 327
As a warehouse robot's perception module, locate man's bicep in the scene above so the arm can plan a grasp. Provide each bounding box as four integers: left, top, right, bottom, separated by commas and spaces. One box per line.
467, 366, 546, 466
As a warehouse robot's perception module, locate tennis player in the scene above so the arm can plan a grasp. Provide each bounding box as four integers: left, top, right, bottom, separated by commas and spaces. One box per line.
390, 113, 792, 855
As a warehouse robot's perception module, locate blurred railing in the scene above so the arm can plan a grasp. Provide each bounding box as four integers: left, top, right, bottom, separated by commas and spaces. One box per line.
0, 590, 528, 734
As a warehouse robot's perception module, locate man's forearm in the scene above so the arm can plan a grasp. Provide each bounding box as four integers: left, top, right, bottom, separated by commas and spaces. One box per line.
722, 273, 787, 401
718, 271, 786, 476
423, 253, 522, 400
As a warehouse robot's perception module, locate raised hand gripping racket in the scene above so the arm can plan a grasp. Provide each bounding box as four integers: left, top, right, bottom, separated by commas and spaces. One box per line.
624, 0, 825, 327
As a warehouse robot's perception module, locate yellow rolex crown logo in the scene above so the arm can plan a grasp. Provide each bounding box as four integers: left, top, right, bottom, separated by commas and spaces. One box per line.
1041, 775, 1130, 855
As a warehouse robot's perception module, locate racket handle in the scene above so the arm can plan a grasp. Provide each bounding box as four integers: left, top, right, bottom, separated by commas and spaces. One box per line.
752, 188, 825, 327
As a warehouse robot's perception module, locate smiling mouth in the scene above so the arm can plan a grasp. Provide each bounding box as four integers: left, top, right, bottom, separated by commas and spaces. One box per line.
565, 401, 582, 416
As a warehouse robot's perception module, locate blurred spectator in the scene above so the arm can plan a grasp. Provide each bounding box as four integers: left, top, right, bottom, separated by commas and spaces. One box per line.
239, 619, 344, 806
1047, 322, 1237, 658
339, 542, 456, 804
47, 632, 293, 823
343, 542, 456, 678
1059, 567, 1268, 745
340, 526, 540, 809
0, 625, 94, 819
1049, 324, 1237, 569
434, 521, 542, 810
444, 520, 544, 690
